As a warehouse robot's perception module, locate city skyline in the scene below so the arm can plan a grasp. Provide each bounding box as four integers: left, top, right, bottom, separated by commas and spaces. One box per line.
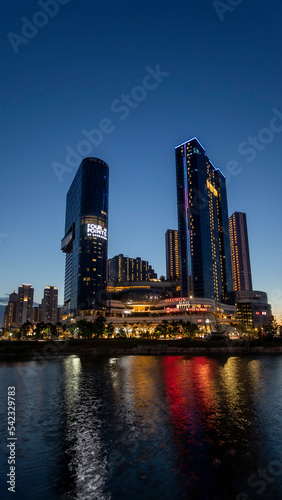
1, 1, 282, 321
0, 133, 280, 317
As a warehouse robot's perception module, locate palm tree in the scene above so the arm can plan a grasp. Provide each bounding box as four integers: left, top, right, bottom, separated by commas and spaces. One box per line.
34, 322, 47, 339
92, 316, 106, 338
56, 322, 62, 338
180, 320, 194, 339
161, 320, 170, 337
19, 321, 33, 340
117, 327, 127, 338
105, 322, 115, 338
154, 323, 163, 339
50, 324, 58, 339
131, 324, 138, 338
76, 320, 94, 339
65, 322, 76, 339
170, 320, 180, 339
45, 322, 52, 339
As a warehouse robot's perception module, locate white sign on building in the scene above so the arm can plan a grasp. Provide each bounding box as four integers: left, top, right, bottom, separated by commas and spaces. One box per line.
87, 224, 107, 240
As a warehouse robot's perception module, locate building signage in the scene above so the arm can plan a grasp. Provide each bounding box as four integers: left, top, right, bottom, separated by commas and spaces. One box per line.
177, 302, 191, 309
165, 297, 187, 303
87, 224, 107, 240
166, 307, 208, 314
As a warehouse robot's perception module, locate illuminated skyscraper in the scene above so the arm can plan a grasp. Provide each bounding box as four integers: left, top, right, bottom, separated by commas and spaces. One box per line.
61, 157, 109, 315
108, 255, 157, 282
17, 284, 34, 325
229, 212, 252, 291
3, 291, 18, 329
42, 286, 58, 323
175, 137, 232, 302
165, 230, 180, 281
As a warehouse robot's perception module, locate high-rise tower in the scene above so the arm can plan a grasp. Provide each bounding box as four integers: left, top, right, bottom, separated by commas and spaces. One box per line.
3, 291, 18, 329
175, 137, 232, 302
61, 157, 109, 315
165, 230, 180, 281
42, 286, 58, 323
108, 255, 157, 282
17, 284, 34, 325
229, 212, 252, 291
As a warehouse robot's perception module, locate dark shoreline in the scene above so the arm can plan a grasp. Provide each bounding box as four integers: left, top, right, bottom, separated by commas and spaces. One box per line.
1, 339, 282, 357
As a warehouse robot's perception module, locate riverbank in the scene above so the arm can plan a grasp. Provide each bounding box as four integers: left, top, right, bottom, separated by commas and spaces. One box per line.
1, 339, 282, 357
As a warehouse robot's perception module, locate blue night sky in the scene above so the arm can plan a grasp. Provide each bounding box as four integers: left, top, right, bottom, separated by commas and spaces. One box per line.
1, 0, 282, 319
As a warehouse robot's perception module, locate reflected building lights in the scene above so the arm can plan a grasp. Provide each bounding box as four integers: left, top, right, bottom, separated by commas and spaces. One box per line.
63, 356, 110, 499
247, 359, 262, 388
63, 356, 82, 407
219, 358, 242, 415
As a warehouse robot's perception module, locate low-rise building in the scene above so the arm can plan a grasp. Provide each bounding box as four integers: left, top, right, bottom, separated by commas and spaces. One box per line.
105, 281, 237, 331
231, 290, 271, 330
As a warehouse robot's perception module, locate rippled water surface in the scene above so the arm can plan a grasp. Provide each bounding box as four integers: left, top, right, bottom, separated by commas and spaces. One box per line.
1, 355, 282, 499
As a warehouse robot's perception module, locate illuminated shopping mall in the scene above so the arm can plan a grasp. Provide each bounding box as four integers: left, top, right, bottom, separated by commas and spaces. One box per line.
72, 280, 237, 334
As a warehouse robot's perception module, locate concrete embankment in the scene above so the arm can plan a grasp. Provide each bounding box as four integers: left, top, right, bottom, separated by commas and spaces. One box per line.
1, 340, 282, 357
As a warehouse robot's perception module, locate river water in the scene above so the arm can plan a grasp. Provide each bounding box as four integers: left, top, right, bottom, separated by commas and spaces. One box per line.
1, 355, 282, 500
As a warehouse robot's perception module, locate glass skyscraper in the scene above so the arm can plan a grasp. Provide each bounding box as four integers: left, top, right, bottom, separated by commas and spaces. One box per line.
175, 137, 232, 302
61, 157, 109, 315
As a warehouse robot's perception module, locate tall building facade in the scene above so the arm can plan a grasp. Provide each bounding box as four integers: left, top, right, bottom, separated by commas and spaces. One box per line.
33, 305, 42, 324
176, 137, 232, 302
42, 286, 58, 323
229, 212, 252, 291
62, 157, 109, 314
3, 291, 18, 329
108, 255, 157, 283
165, 230, 180, 281
17, 284, 34, 325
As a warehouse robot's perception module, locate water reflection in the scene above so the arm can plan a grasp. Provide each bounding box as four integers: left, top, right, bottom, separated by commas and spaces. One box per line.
1, 355, 282, 499
64, 356, 81, 410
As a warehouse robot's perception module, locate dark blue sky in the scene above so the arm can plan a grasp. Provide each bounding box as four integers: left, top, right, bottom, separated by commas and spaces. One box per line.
1, 0, 282, 319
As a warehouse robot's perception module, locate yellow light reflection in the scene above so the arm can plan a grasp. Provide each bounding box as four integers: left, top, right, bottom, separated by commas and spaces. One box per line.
219, 357, 241, 411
